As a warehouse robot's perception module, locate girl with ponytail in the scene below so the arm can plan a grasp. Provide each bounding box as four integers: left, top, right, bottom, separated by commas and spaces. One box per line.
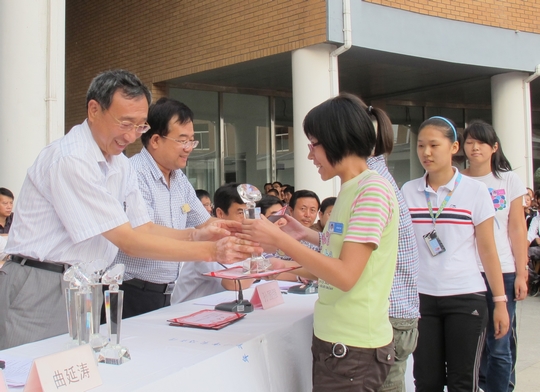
462, 120, 528, 392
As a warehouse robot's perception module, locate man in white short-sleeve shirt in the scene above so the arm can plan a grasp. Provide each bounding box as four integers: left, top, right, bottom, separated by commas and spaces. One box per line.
0, 70, 260, 350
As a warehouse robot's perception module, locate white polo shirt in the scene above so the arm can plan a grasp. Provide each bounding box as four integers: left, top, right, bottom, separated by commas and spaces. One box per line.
401, 168, 494, 296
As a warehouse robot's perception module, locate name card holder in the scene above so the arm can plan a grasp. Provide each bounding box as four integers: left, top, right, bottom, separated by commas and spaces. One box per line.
250, 281, 284, 310
24, 344, 102, 392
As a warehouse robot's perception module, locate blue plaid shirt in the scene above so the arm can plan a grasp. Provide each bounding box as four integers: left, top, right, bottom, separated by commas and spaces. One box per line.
112, 147, 211, 283
368, 155, 419, 319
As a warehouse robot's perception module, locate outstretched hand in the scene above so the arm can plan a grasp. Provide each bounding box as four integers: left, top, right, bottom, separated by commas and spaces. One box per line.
214, 237, 263, 264
240, 214, 285, 246
211, 219, 243, 235
192, 224, 231, 241
277, 215, 307, 241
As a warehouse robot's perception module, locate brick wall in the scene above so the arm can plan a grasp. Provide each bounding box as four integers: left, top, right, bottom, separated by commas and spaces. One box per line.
366, 0, 540, 33
65, 0, 327, 132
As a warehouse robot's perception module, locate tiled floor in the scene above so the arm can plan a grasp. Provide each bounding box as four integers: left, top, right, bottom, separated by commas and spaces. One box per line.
515, 295, 540, 392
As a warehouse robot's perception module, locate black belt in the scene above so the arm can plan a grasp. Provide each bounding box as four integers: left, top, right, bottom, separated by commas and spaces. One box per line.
122, 278, 175, 295
10, 255, 66, 274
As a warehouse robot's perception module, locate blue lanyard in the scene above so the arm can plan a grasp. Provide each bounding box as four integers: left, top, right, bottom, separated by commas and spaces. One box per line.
424, 173, 462, 226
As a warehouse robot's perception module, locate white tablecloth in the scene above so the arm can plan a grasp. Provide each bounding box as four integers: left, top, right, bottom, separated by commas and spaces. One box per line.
2, 287, 317, 391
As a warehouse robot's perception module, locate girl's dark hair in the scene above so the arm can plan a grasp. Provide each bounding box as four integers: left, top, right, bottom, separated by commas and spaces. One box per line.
463, 120, 511, 178
256, 195, 284, 216
371, 105, 395, 156
418, 116, 462, 146
353, 101, 394, 156
303, 93, 376, 165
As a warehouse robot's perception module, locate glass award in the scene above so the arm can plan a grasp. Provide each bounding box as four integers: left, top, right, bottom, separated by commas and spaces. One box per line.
99, 264, 131, 365
64, 287, 79, 348
63, 260, 107, 351
237, 184, 272, 273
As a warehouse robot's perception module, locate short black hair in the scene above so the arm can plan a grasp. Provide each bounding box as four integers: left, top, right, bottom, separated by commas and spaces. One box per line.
289, 190, 320, 210
264, 182, 272, 189
86, 69, 151, 110
267, 189, 279, 197
141, 97, 194, 147
0, 188, 14, 199
282, 185, 294, 195
213, 183, 244, 216
272, 181, 282, 187
256, 195, 285, 216
195, 189, 211, 201
320, 197, 336, 214
303, 93, 376, 165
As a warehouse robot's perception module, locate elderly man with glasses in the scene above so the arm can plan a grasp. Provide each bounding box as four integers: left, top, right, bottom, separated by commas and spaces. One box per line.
0, 70, 261, 349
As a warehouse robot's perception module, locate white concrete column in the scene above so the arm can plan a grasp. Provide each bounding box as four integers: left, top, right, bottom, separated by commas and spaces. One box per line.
409, 132, 424, 180
491, 72, 532, 186
292, 44, 337, 200
0, 0, 65, 198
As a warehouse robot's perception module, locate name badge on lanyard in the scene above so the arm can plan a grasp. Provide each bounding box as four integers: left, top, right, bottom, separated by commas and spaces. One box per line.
423, 230, 446, 256
423, 173, 462, 257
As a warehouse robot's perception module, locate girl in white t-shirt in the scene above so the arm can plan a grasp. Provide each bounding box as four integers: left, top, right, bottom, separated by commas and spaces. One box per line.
461, 120, 527, 392
401, 116, 509, 391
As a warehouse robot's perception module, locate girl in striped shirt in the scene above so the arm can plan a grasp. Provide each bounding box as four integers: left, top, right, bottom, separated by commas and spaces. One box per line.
242, 93, 399, 391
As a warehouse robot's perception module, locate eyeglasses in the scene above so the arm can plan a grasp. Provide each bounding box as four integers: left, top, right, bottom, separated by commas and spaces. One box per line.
108, 111, 151, 134
161, 136, 199, 150
307, 141, 321, 152
202, 202, 214, 209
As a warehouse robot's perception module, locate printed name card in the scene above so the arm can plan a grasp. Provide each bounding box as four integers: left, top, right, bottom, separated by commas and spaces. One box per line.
24, 344, 102, 392
250, 281, 284, 310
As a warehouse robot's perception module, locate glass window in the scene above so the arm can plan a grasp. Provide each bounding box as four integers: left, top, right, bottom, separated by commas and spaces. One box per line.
275, 97, 294, 186
465, 108, 491, 125
223, 93, 270, 189
169, 89, 219, 197
385, 105, 424, 187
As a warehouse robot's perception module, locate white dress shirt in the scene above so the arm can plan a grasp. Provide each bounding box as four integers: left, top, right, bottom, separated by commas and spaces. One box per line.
5, 120, 150, 265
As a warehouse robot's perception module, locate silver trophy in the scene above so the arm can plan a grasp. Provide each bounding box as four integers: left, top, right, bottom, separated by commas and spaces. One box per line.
63, 259, 107, 351
237, 184, 272, 273
99, 264, 131, 365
